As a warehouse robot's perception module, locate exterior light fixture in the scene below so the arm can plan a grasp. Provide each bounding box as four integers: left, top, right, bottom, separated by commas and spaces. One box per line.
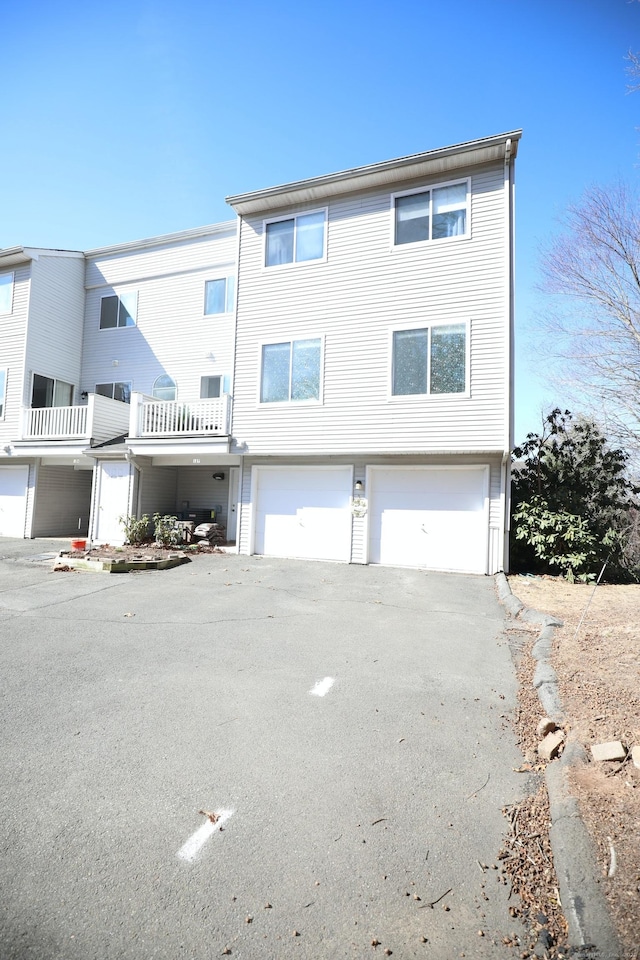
354, 480, 364, 492
213, 472, 225, 481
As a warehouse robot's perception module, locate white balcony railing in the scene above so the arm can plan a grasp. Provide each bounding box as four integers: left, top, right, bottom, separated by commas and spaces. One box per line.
21, 394, 131, 443
129, 394, 231, 438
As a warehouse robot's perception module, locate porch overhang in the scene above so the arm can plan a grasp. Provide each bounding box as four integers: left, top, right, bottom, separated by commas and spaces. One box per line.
126, 436, 232, 461
8, 439, 96, 466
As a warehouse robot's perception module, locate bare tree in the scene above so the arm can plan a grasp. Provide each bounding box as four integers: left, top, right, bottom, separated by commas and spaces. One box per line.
539, 182, 640, 462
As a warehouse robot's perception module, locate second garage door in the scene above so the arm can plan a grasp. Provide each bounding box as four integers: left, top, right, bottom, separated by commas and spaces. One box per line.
0, 465, 29, 538
254, 467, 352, 562
368, 467, 488, 574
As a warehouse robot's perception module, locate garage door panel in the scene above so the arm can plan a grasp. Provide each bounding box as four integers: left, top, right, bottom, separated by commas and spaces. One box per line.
254, 468, 352, 562
0, 466, 29, 538
369, 468, 487, 574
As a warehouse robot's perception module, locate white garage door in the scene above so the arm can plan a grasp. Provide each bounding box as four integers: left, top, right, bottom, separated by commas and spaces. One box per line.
0, 465, 29, 537
254, 467, 352, 562
368, 467, 488, 574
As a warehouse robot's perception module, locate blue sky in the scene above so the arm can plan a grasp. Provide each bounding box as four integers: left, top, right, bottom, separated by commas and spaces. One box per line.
2, 0, 638, 441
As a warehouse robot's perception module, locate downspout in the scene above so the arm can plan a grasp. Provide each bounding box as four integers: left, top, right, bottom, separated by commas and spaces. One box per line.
501, 136, 516, 573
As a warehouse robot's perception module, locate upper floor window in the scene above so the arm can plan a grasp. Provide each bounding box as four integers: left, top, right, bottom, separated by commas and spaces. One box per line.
200, 376, 221, 399
31, 374, 74, 408
0, 272, 14, 314
100, 292, 137, 329
392, 323, 468, 396
265, 210, 326, 267
204, 277, 235, 315
393, 180, 469, 246
0, 369, 6, 418
96, 382, 131, 403
260, 338, 322, 403
152, 374, 176, 401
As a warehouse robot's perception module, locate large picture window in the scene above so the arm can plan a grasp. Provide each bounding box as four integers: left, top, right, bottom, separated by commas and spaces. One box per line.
392, 324, 467, 396
0, 273, 14, 314
260, 338, 322, 402
393, 180, 469, 246
100, 292, 138, 329
31, 374, 74, 408
265, 211, 326, 267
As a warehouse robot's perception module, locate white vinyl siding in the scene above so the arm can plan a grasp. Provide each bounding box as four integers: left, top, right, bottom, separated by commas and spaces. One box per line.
232, 163, 508, 455
0, 369, 6, 419
82, 226, 237, 407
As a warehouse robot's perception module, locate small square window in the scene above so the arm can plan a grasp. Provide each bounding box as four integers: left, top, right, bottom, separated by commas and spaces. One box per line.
392, 324, 467, 396
0, 272, 14, 314
260, 339, 321, 402
100, 292, 137, 329
204, 277, 235, 314
394, 181, 468, 245
265, 211, 326, 267
200, 376, 222, 399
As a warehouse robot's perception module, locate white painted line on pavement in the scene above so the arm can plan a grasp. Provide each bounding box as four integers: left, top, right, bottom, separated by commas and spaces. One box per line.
177, 809, 234, 862
309, 676, 335, 697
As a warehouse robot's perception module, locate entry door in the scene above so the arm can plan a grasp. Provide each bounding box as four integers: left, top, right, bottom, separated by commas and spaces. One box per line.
227, 467, 239, 542
368, 467, 488, 574
0, 466, 29, 537
94, 462, 132, 544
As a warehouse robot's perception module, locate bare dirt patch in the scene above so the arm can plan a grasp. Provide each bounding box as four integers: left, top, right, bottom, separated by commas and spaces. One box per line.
508, 575, 640, 959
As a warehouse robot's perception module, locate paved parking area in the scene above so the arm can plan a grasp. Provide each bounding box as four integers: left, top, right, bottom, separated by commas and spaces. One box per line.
0, 542, 527, 958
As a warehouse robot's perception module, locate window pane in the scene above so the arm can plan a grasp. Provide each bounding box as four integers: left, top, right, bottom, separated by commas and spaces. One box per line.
0, 273, 13, 314
392, 329, 428, 395
53, 380, 73, 406
291, 339, 321, 400
153, 375, 176, 401
430, 324, 466, 393
96, 383, 114, 399
395, 193, 430, 245
266, 220, 294, 266
113, 382, 131, 403
32, 374, 53, 407
205, 279, 226, 315
432, 184, 467, 239
100, 295, 119, 329
0, 369, 6, 417
225, 276, 236, 313
200, 376, 221, 399
295, 212, 325, 262
261, 343, 290, 402
119, 293, 137, 327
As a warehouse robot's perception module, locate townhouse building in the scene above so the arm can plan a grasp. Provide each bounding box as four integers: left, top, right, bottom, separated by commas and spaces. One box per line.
0, 130, 520, 574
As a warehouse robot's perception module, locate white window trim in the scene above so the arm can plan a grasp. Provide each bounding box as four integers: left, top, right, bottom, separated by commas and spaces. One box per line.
203, 276, 235, 316
30, 372, 76, 406
0, 272, 14, 315
387, 319, 471, 400
262, 207, 328, 270
390, 177, 471, 250
0, 368, 6, 419
256, 335, 325, 405
99, 290, 138, 330
200, 375, 223, 399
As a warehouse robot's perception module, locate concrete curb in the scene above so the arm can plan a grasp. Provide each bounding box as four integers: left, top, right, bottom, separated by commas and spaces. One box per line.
495, 573, 621, 960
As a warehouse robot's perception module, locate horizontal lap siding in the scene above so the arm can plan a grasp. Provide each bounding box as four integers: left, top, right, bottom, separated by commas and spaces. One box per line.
26, 257, 85, 400
82, 230, 237, 405
139, 466, 178, 518
0, 264, 30, 445
33, 465, 92, 536
233, 163, 508, 456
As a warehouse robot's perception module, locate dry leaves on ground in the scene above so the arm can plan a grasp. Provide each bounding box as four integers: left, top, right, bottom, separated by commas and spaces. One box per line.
508, 576, 640, 959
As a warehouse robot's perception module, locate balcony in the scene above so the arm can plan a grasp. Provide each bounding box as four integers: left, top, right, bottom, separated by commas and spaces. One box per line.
128, 393, 232, 439
21, 394, 131, 443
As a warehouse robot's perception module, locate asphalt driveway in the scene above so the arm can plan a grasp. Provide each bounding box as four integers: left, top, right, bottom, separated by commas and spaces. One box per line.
0, 542, 527, 958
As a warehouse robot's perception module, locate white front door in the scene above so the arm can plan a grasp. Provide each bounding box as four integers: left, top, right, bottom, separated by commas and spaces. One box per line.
94, 462, 132, 545
368, 467, 488, 574
226, 467, 239, 542
254, 466, 352, 562
0, 466, 29, 537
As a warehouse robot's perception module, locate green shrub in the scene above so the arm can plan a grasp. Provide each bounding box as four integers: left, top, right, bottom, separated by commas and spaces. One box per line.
119, 514, 151, 545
